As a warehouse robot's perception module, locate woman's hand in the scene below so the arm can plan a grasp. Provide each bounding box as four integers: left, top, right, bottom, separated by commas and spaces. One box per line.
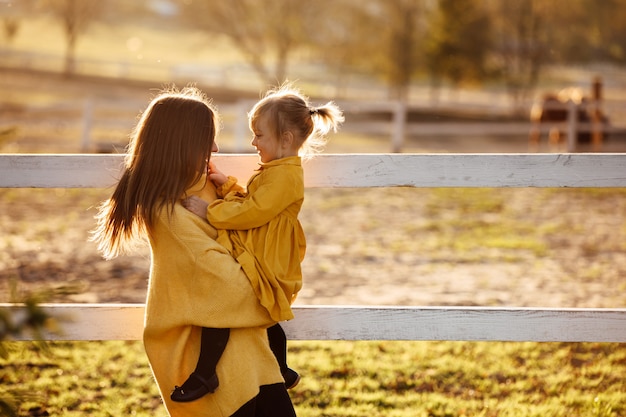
182, 195, 209, 218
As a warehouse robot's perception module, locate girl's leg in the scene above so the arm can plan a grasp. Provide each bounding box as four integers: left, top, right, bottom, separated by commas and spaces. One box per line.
171, 327, 229, 402
267, 324, 300, 388
267, 324, 287, 369
196, 326, 230, 377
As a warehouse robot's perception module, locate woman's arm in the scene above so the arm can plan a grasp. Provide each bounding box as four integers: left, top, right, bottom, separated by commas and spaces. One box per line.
152, 204, 276, 330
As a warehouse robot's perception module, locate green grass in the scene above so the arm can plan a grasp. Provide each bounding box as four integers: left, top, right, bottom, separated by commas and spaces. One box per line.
410, 187, 625, 260
1, 340, 625, 417
1, 341, 163, 417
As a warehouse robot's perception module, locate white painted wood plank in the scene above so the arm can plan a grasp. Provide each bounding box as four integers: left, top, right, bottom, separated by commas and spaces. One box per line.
3, 304, 625, 343
1, 153, 625, 188
284, 306, 626, 343
3, 303, 145, 341
0, 154, 125, 188
303, 153, 626, 188
0, 154, 259, 189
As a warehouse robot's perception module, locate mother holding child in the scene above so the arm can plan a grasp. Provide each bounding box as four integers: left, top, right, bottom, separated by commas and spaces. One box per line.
91, 84, 343, 417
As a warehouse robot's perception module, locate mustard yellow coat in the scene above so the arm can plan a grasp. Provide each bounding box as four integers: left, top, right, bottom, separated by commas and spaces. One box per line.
207, 156, 306, 322
143, 176, 282, 417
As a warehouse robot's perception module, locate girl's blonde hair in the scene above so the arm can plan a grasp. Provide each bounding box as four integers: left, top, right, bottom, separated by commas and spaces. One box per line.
92, 86, 219, 259
249, 84, 344, 159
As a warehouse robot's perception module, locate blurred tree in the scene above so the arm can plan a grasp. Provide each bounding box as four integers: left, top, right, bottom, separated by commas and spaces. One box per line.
486, 0, 561, 112
317, 0, 626, 104
178, 0, 320, 86
0, 0, 37, 46
485, 0, 626, 111
425, 0, 491, 91
541, 0, 592, 63
581, 0, 626, 63
385, 0, 422, 100
2, 18, 18, 45
41, 0, 104, 75
312, 0, 425, 101
1, 8, 19, 46
305, 0, 377, 96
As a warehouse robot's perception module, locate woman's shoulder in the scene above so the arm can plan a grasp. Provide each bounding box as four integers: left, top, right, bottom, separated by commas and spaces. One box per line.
186, 174, 219, 203
154, 204, 220, 250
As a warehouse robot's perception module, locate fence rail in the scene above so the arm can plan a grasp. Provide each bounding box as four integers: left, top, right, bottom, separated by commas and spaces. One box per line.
4, 93, 626, 154
3, 304, 626, 343
2, 153, 626, 344
1, 153, 625, 189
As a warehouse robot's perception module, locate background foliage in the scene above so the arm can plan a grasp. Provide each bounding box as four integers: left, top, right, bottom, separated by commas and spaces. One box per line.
4, 0, 626, 100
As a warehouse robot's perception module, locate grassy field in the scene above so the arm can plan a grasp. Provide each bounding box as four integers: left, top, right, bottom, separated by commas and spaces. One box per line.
1, 340, 625, 417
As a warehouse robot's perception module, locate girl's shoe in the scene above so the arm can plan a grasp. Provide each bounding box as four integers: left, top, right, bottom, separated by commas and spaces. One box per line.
170, 372, 219, 402
282, 368, 301, 389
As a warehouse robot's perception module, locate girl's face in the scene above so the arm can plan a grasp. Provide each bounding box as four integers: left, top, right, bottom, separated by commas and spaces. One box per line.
250, 113, 281, 163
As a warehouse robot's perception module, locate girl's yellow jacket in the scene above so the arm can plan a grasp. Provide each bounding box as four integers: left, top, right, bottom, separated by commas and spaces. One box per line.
143, 176, 282, 417
208, 156, 305, 322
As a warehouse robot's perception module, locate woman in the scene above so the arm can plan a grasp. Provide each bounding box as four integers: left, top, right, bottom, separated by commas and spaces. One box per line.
91, 86, 296, 417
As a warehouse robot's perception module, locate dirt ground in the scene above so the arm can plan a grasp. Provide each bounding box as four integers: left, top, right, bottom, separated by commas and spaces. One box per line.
1, 186, 625, 309
1, 70, 625, 310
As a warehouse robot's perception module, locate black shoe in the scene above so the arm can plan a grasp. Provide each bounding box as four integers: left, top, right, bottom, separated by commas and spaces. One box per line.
170, 372, 219, 403
282, 368, 300, 389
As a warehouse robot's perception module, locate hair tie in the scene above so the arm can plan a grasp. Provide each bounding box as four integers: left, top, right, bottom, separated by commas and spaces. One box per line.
309, 108, 318, 115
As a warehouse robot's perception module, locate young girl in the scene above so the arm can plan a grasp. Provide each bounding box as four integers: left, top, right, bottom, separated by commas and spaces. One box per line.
171, 85, 344, 402
91, 86, 297, 417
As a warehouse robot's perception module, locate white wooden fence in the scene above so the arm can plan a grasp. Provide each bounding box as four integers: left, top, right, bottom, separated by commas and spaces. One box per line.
7, 95, 626, 156
1, 153, 626, 343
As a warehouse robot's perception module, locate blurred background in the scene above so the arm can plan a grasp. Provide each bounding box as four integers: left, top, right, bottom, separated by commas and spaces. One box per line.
2, 0, 626, 154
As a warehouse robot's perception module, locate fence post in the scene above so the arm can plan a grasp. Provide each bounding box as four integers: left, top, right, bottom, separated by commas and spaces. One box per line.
391, 100, 407, 153
566, 100, 577, 152
591, 76, 603, 151
80, 97, 94, 153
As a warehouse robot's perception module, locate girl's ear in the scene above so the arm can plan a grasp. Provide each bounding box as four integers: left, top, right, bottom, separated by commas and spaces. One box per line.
281, 131, 294, 148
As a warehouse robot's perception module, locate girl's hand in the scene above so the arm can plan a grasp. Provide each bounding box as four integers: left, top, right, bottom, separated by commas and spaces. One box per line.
208, 161, 228, 186
182, 195, 209, 218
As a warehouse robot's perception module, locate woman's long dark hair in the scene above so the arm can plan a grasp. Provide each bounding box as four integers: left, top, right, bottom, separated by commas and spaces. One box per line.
92, 86, 219, 259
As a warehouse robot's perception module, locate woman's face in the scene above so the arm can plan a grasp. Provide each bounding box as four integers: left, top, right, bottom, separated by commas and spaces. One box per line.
201, 139, 218, 173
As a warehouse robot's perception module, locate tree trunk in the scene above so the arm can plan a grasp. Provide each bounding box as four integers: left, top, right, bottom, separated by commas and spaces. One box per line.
64, 32, 77, 76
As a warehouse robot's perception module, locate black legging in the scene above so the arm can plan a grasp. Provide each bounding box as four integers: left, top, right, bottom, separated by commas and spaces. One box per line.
267, 323, 288, 371
230, 383, 296, 417
195, 324, 289, 377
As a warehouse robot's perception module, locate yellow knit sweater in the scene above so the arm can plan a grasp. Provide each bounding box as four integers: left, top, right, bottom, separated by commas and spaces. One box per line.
143, 176, 282, 417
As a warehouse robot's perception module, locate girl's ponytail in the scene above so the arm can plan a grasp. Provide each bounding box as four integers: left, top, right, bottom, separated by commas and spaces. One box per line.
303, 102, 344, 158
